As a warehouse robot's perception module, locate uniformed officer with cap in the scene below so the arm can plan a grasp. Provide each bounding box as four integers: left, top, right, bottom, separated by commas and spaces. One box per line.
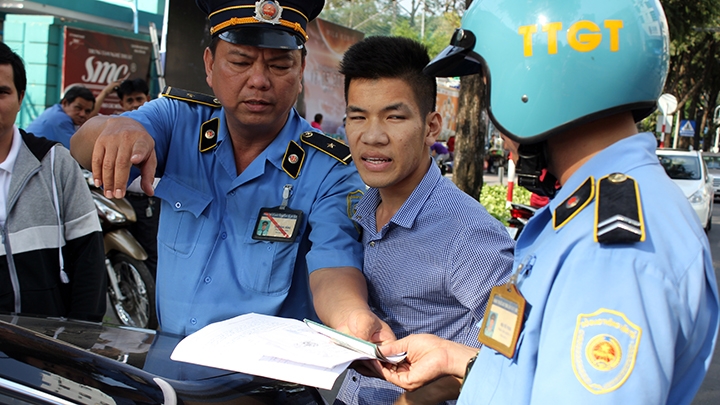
71, 0, 393, 342
375, 0, 719, 404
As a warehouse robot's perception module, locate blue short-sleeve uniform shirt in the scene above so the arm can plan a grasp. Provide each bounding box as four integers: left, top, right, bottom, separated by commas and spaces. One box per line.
26, 104, 76, 148
124, 96, 365, 336
459, 133, 719, 404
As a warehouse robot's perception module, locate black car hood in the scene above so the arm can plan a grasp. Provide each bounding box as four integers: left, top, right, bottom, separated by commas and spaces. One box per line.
0, 314, 324, 404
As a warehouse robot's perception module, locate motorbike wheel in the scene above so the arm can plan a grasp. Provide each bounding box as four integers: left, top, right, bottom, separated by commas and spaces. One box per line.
107, 252, 158, 329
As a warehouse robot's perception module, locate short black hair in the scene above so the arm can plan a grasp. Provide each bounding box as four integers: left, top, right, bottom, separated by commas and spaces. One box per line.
339, 36, 436, 116
0, 42, 26, 100
61, 86, 95, 107
313, 113, 322, 123
117, 78, 149, 99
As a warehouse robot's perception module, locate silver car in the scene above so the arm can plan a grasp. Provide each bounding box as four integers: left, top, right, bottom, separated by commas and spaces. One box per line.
656, 149, 714, 231
702, 152, 720, 200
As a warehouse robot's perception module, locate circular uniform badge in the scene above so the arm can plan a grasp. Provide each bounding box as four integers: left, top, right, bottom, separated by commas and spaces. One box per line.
205, 129, 216, 140
288, 154, 299, 164
254, 0, 283, 24
585, 334, 622, 371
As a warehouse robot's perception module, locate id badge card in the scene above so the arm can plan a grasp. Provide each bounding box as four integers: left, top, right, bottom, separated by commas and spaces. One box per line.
252, 207, 303, 243
478, 284, 526, 358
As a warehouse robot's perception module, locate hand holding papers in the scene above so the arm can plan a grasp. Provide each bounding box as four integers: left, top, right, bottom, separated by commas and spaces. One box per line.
170, 313, 406, 389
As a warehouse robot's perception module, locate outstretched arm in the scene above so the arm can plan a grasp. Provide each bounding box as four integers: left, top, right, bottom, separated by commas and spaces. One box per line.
89, 80, 122, 119
310, 267, 395, 344
70, 115, 157, 198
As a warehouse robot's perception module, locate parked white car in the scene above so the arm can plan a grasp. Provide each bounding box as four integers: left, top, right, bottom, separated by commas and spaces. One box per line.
656, 149, 714, 231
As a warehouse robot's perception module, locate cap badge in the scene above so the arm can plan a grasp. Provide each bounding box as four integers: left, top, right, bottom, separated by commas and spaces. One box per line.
205, 129, 216, 140
288, 154, 299, 164
255, 0, 283, 24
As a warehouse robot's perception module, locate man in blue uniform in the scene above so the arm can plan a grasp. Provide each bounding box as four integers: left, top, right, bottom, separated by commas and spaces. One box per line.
70, 0, 391, 341
27, 86, 95, 148
376, 0, 720, 404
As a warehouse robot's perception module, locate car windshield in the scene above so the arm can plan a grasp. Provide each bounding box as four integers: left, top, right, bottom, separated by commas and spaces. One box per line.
658, 155, 701, 180
703, 155, 720, 170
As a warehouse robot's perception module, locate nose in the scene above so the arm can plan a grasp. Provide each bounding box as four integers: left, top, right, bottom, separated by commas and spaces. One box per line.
360, 119, 389, 145
246, 63, 271, 90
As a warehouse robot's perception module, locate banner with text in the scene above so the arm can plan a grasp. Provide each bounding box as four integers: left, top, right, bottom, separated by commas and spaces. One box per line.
63, 27, 152, 115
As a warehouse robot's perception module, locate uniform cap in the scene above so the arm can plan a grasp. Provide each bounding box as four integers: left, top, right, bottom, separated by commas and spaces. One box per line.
196, 0, 324, 49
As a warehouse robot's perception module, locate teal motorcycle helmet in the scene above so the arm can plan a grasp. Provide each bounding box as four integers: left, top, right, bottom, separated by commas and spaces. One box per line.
425, 0, 670, 145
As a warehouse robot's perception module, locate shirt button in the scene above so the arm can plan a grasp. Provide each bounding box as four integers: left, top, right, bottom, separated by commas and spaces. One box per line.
267, 245, 272, 251
221, 232, 227, 239
229, 190, 235, 196
190, 318, 197, 325
174, 202, 182, 209
352, 376, 357, 382
204, 277, 212, 284
369, 241, 376, 247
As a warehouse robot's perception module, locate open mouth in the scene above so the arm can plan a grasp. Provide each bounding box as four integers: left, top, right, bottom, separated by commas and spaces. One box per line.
363, 157, 391, 164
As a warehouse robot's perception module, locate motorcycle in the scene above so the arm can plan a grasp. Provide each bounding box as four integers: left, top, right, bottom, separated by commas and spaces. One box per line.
506, 202, 537, 240
83, 171, 158, 329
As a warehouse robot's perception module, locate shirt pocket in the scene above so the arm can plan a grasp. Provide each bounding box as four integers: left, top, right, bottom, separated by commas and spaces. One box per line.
240, 217, 299, 295
155, 177, 212, 258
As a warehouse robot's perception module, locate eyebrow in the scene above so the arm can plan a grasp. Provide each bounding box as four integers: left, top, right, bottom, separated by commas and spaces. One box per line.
0, 85, 12, 93
347, 102, 408, 114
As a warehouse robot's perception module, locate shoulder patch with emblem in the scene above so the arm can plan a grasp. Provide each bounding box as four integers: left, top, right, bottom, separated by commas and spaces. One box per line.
161, 86, 221, 108
553, 176, 595, 230
300, 131, 352, 164
572, 308, 641, 394
282, 141, 306, 179
199, 117, 219, 152
594, 173, 645, 244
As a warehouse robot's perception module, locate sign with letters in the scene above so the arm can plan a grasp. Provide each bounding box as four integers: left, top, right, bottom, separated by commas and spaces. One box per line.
63, 27, 152, 115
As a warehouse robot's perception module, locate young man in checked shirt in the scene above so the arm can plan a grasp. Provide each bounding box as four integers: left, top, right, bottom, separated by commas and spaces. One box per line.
334, 36, 515, 405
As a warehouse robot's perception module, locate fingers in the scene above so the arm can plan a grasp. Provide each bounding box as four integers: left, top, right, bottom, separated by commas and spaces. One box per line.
139, 151, 157, 197
90, 118, 155, 198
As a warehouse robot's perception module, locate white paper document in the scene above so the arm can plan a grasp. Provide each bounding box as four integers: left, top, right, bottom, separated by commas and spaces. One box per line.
170, 313, 405, 390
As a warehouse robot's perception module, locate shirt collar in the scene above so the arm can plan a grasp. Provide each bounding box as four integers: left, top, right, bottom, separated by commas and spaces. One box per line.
548, 132, 657, 212
263, 109, 310, 172
0, 125, 23, 174
354, 160, 443, 230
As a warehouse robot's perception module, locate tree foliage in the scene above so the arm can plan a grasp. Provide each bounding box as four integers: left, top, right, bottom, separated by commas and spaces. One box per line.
659, 0, 720, 150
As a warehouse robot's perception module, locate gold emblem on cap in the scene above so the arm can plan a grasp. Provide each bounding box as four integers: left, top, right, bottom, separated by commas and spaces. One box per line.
608, 173, 627, 183
205, 129, 216, 140
255, 0, 283, 24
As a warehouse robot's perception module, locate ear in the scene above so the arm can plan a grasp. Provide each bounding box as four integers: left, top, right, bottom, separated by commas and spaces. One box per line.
203, 47, 214, 88
424, 111, 442, 147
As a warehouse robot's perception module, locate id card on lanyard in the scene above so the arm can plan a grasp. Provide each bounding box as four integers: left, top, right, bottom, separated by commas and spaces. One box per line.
478, 260, 530, 358
252, 184, 303, 243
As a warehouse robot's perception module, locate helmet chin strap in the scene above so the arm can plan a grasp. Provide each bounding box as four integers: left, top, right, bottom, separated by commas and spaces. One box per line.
516, 142, 559, 198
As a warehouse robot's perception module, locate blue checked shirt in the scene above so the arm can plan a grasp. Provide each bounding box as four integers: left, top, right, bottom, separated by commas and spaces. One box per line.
335, 162, 515, 405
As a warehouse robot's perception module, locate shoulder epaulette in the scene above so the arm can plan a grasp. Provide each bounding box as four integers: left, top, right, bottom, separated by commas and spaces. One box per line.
553, 176, 595, 230
161, 86, 221, 108
300, 131, 352, 165
594, 173, 645, 244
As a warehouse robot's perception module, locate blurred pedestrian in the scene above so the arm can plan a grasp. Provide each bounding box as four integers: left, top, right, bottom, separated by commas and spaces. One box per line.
311, 113, 323, 131
26, 86, 95, 148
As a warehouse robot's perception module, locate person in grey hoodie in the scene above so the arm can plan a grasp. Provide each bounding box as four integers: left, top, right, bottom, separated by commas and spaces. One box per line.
0, 41, 106, 322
